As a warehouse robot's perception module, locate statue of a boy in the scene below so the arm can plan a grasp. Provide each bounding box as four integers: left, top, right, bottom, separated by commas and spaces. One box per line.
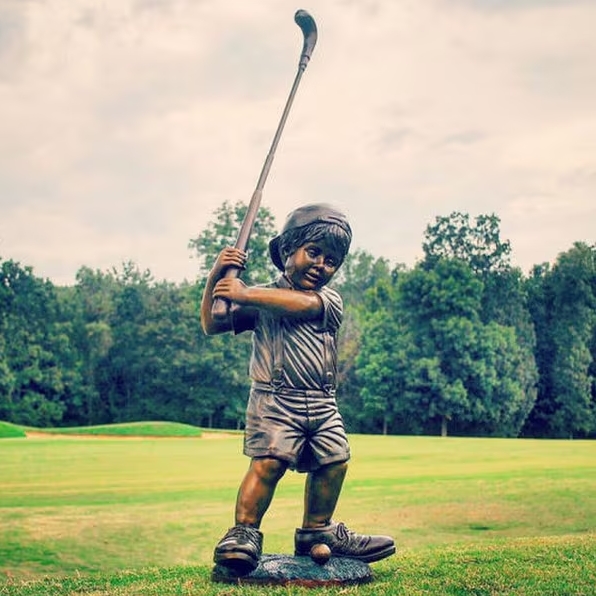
201, 203, 395, 575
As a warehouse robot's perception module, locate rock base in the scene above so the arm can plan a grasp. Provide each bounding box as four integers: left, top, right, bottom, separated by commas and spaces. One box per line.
212, 554, 373, 587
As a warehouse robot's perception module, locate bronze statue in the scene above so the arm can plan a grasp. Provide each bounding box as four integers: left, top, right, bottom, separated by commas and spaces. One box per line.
201, 203, 395, 576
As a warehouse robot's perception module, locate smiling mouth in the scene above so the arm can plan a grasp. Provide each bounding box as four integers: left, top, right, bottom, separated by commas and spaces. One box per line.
304, 272, 320, 284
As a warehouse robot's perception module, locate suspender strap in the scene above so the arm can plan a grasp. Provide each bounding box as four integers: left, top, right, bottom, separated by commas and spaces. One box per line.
271, 317, 284, 388
267, 277, 337, 395
323, 330, 336, 396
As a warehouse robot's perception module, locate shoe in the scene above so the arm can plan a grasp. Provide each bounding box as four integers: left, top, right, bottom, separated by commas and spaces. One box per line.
213, 525, 263, 575
295, 521, 395, 563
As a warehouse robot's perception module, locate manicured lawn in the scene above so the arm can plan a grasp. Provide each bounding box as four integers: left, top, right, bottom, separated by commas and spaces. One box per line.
0, 433, 594, 594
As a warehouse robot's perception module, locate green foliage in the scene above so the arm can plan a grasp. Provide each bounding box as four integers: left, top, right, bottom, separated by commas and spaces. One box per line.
423, 211, 512, 274
334, 251, 407, 432
394, 259, 535, 436
188, 200, 278, 285
0, 259, 83, 427
525, 242, 596, 438
0, 208, 594, 439
356, 309, 408, 433
403, 259, 483, 323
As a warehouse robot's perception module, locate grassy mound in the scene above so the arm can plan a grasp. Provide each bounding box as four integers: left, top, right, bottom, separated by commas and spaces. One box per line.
25, 421, 203, 438
0, 421, 26, 438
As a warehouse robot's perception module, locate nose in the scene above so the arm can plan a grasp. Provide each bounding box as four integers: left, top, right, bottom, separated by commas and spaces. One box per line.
313, 255, 324, 268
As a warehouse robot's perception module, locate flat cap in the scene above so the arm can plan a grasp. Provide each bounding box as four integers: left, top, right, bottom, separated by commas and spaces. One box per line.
268, 203, 352, 271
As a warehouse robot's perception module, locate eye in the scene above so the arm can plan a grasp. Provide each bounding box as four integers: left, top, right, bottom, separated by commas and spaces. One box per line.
325, 257, 338, 268
306, 247, 319, 258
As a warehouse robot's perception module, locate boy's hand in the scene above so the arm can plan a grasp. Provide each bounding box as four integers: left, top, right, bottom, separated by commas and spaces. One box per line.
212, 278, 249, 303
201, 247, 247, 335
212, 247, 247, 278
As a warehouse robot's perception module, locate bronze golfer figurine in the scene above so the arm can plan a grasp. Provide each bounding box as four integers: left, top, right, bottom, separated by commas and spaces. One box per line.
201, 204, 396, 577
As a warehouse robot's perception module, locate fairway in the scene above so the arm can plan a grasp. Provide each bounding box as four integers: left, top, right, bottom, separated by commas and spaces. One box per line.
1, 434, 595, 586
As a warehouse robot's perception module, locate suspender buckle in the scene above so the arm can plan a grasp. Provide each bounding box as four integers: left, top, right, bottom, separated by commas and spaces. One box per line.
271, 367, 284, 389
323, 371, 335, 396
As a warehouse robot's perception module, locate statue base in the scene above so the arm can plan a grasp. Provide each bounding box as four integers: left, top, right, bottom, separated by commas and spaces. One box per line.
212, 554, 373, 587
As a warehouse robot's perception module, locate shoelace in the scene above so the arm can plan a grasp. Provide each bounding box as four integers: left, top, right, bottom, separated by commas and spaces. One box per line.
335, 522, 352, 543
228, 526, 259, 545
335, 522, 370, 547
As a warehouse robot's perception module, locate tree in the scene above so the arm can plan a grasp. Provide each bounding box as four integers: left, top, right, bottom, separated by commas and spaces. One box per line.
355, 306, 415, 434
58, 268, 117, 425
0, 334, 15, 420
398, 259, 534, 436
0, 259, 83, 426
424, 210, 536, 362
423, 212, 511, 274
333, 250, 398, 431
188, 201, 278, 285
525, 243, 596, 438
419, 213, 538, 435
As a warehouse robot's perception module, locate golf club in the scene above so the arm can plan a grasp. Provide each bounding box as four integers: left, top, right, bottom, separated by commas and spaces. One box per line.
212, 9, 318, 320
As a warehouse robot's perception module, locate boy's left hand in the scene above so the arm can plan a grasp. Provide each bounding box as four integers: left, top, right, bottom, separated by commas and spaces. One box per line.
212, 278, 249, 303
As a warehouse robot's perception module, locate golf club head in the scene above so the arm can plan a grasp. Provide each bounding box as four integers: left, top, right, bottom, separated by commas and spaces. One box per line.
294, 9, 317, 68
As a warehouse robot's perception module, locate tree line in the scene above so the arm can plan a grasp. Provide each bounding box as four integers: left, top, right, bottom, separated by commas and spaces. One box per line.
1, 203, 594, 438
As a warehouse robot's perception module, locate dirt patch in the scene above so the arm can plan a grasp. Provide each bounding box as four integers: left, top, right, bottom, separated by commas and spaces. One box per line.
25, 431, 186, 440
201, 431, 242, 439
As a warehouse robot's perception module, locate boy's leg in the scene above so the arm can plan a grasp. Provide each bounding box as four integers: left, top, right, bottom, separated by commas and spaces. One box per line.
236, 457, 288, 527
296, 461, 396, 563
214, 457, 287, 574
302, 460, 347, 528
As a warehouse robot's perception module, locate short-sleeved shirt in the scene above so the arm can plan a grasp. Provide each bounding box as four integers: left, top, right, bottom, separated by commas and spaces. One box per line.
231, 275, 343, 393
230, 275, 349, 471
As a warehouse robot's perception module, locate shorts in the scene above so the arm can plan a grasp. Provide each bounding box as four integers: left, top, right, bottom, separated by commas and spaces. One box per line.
243, 386, 351, 473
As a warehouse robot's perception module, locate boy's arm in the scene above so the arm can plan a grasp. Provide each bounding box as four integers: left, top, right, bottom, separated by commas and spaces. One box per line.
213, 278, 323, 320
200, 248, 247, 335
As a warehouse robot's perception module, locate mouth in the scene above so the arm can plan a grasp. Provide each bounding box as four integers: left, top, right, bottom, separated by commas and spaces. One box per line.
303, 272, 321, 285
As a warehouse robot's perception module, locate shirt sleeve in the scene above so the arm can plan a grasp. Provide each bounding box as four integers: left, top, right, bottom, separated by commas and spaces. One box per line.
230, 303, 259, 335
230, 279, 278, 334
317, 286, 343, 333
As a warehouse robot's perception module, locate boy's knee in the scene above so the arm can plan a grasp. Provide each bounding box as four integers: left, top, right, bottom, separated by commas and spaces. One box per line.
319, 460, 348, 477
251, 457, 287, 482
333, 460, 349, 473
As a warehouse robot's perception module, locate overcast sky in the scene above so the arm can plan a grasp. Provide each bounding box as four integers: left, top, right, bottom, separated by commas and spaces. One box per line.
1, 0, 595, 286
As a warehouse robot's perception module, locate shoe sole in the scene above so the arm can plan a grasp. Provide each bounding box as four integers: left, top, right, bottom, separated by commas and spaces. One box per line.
214, 552, 259, 576
355, 544, 396, 563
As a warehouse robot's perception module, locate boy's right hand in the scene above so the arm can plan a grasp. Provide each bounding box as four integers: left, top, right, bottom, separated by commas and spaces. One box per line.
212, 247, 247, 278
201, 247, 247, 335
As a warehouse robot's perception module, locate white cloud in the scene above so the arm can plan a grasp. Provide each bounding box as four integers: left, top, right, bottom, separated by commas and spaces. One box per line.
0, 0, 595, 284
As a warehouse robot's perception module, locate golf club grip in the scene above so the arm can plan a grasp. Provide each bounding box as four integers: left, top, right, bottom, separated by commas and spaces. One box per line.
211, 189, 263, 320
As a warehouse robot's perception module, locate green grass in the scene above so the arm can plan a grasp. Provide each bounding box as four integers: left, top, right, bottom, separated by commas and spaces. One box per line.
19, 421, 204, 438
0, 422, 26, 439
0, 433, 594, 595
1, 534, 595, 595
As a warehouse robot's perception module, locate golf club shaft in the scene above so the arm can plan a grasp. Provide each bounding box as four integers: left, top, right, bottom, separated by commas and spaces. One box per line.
212, 10, 317, 320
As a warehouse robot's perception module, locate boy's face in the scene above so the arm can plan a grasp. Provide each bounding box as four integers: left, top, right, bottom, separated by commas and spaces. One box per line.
284, 240, 342, 290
